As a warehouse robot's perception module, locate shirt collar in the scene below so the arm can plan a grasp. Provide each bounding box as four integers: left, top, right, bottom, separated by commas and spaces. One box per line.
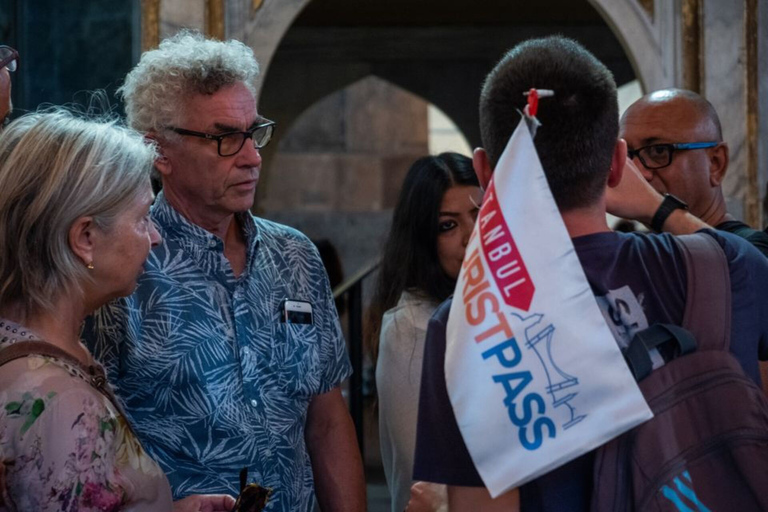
151, 190, 260, 252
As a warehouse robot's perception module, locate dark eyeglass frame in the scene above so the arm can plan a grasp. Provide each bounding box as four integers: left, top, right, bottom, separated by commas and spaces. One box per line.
0, 45, 19, 73
167, 119, 276, 157
627, 141, 720, 170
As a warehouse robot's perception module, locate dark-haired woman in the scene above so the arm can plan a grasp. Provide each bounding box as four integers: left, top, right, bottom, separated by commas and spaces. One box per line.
369, 153, 481, 512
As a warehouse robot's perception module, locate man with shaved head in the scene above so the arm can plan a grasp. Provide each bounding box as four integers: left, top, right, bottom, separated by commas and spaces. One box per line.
620, 88, 768, 255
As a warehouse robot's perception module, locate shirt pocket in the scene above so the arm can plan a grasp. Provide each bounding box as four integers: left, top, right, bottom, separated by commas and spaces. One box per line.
267, 322, 322, 397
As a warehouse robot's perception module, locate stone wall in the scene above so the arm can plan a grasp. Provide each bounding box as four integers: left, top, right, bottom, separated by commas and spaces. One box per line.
260, 75, 430, 287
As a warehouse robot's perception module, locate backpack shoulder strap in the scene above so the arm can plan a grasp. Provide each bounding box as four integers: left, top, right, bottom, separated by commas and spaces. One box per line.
674, 232, 732, 351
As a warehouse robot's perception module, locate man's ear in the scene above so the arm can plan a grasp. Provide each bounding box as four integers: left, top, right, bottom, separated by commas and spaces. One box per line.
709, 142, 729, 186
607, 139, 628, 188
472, 148, 493, 189
146, 133, 172, 177
69, 216, 97, 268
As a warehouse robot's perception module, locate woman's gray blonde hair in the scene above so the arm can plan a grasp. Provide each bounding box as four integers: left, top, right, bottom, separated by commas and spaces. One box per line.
119, 30, 260, 133
0, 110, 157, 315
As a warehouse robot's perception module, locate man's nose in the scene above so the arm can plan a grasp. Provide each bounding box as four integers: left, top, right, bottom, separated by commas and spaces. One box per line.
461, 224, 472, 248
634, 157, 655, 182
238, 139, 263, 166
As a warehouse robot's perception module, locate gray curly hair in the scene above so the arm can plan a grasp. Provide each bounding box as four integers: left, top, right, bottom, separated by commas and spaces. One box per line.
119, 30, 260, 133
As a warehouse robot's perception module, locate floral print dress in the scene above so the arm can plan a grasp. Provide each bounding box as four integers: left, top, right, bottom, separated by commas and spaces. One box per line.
0, 323, 173, 511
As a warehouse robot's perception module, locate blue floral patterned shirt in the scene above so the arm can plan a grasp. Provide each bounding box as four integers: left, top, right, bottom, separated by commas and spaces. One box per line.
83, 192, 352, 512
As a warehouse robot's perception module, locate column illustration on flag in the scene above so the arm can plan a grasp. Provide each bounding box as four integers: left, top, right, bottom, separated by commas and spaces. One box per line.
445, 113, 653, 497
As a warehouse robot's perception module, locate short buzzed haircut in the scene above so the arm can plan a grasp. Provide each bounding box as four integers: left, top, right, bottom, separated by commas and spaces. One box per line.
479, 36, 619, 211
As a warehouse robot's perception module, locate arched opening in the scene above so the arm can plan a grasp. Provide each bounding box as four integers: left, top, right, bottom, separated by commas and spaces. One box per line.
256, 0, 639, 199
260, 75, 472, 292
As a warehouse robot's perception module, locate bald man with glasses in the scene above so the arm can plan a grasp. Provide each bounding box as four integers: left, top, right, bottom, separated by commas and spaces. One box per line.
614, 88, 768, 257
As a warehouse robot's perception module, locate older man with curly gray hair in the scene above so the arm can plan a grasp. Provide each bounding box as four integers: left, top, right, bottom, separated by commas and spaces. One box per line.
84, 31, 365, 512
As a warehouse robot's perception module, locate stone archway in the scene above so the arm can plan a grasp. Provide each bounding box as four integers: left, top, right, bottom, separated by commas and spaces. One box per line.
226, 0, 672, 100
225, 0, 312, 101
586, 0, 676, 91
150, 0, 768, 226
226, 0, 646, 102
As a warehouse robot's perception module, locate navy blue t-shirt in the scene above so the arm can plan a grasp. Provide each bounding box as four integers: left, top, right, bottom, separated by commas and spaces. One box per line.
413, 229, 768, 511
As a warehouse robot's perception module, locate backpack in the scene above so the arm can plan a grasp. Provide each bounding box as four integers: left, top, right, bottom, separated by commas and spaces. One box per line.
591, 233, 768, 512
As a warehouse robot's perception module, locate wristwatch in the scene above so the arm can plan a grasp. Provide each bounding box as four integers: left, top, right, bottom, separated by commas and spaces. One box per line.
650, 194, 689, 232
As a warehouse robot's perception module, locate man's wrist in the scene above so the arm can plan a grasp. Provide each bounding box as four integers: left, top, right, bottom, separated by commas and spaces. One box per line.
650, 194, 689, 232
637, 195, 664, 226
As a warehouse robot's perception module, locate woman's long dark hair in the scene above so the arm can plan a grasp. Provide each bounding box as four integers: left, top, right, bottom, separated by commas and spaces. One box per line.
367, 152, 479, 365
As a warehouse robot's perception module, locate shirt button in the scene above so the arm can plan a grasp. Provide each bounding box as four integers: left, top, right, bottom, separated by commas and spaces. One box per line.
264, 448, 272, 457
250, 399, 258, 408
209, 239, 217, 248
243, 347, 251, 355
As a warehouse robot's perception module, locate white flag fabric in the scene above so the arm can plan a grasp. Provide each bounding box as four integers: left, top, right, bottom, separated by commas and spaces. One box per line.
445, 118, 653, 497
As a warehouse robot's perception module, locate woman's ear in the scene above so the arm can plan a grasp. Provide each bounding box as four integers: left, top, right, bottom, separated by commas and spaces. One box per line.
69, 216, 96, 269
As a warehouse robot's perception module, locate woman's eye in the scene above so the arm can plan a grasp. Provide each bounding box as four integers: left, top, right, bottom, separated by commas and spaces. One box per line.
439, 220, 457, 232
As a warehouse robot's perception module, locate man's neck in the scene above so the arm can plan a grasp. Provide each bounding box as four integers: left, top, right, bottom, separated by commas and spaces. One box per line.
696, 191, 731, 227
561, 201, 613, 239
163, 186, 236, 240
162, 188, 249, 276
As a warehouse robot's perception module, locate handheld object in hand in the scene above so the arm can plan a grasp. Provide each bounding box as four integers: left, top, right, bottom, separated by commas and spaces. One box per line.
231, 467, 272, 512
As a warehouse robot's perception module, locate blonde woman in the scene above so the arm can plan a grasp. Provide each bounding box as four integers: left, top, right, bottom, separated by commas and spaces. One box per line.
0, 111, 234, 511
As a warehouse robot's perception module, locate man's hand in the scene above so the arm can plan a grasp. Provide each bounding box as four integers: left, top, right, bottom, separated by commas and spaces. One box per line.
606, 159, 663, 225
607, 159, 711, 234
405, 481, 447, 512
306, 387, 366, 511
172, 494, 236, 512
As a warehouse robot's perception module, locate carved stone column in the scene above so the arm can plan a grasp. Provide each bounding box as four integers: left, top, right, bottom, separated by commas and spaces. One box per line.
141, 0, 161, 51
589, 0, 765, 226
699, 0, 764, 225
226, 0, 311, 100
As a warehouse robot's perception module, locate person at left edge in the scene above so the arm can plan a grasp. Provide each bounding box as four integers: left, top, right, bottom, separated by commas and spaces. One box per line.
0, 44, 17, 129
82, 31, 365, 512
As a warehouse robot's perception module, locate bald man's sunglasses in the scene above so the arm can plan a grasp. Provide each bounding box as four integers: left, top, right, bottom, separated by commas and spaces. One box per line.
0, 46, 18, 72
627, 141, 720, 170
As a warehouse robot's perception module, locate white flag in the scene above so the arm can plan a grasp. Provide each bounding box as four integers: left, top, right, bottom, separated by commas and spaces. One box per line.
445, 118, 653, 497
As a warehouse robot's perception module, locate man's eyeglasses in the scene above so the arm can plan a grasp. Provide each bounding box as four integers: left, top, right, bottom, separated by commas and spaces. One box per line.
627, 142, 719, 170
167, 119, 276, 157
0, 45, 18, 73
